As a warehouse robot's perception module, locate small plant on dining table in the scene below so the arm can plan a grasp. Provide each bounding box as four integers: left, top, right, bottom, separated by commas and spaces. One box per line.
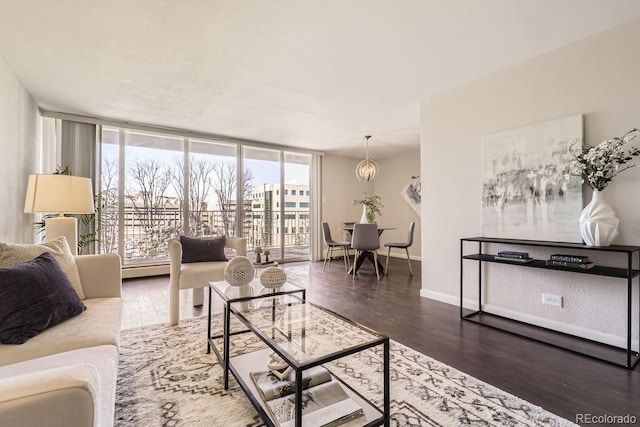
353, 193, 383, 223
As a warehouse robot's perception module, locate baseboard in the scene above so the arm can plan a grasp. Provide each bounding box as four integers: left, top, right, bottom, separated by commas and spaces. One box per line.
419, 290, 637, 349
420, 289, 459, 306
323, 250, 422, 262
483, 304, 637, 349
122, 264, 169, 279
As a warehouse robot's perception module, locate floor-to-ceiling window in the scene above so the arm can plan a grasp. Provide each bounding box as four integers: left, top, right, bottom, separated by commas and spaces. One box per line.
99, 125, 316, 267
242, 146, 282, 260
186, 139, 238, 238
123, 130, 183, 264
283, 151, 311, 260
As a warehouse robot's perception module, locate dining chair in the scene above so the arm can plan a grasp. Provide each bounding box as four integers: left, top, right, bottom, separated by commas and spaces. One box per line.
322, 222, 351, 271
384, 222, 415, 275
351, 223, 380, 280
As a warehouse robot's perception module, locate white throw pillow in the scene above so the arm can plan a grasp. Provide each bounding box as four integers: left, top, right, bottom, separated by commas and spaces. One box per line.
0, 237, 85, 299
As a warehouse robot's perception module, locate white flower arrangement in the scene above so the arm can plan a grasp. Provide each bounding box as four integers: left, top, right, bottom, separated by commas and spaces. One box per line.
569, 129, 640, 191
353, 193, 383, 223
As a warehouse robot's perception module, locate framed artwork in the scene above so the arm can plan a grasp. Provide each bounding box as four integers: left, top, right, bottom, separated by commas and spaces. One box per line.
401, 175, 421, 216
481, 115, 583, 242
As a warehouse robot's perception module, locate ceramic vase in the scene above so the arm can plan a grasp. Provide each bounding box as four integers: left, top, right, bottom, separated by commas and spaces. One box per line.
360, 205, 369, 223
579, 190, 619, 246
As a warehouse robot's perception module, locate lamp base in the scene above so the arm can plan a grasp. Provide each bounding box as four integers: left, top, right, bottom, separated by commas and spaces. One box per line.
45, 216, 78, 255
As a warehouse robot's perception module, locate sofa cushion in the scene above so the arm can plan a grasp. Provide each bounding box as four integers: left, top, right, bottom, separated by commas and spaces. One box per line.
0, 237, 84, 299
0, 345, 119, 427
0, 253, 86, 345
178, 261, 227, 290
180, 235, 228, 263
0, 297, 122, 366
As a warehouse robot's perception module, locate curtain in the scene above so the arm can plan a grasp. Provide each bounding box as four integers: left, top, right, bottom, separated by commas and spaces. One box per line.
310, 154, 323, 261
60, 120, 97, 253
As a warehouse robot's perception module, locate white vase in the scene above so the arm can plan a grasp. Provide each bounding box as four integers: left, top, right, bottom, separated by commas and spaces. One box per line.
579, 190, 619, 246
360, 205, 369, 223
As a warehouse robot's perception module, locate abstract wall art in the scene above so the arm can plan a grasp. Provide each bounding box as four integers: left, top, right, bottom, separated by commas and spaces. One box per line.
481, 115, 583, 242
401, 175, 421, 217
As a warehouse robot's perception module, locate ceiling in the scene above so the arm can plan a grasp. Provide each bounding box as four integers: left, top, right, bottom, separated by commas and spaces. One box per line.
2, 1, 640, 159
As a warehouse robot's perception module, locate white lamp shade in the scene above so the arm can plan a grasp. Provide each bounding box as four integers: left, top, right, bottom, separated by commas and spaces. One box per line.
24, 174, 95, 214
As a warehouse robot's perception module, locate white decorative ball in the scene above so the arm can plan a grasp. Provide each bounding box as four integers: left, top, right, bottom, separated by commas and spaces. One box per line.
260, 267, 287, 289
224, 256, 255, 286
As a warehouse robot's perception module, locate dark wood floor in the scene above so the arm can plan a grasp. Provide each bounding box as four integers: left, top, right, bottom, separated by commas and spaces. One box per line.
122, 257, 640, 425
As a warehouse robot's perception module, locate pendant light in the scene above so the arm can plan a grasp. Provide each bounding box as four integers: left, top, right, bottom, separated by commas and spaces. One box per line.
355, 135, 379, 182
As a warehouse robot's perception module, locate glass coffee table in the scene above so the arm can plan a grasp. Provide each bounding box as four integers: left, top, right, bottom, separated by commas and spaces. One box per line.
207, 279, 306, 385
207, 280, 390, 427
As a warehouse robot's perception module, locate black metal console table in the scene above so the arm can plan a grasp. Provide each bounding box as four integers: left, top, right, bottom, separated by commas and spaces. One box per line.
460, 237, 640, 369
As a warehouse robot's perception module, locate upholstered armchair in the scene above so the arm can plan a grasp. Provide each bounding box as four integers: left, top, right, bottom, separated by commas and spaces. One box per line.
168, 235, 247, 325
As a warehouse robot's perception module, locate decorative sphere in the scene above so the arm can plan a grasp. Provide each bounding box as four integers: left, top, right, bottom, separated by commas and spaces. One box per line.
260, 267, 286, 289
224, 256, 255, 286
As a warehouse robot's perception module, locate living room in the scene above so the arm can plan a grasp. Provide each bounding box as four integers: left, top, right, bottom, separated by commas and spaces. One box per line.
2, 2, 640, 426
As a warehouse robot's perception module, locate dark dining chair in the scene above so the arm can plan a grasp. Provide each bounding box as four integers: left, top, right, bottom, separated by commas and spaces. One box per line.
384, 222, 415, 275
322, 222, 351, 271
351, 223, 380, 280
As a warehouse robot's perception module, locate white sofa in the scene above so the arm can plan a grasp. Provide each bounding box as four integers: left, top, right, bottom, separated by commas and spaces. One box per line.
168, 236, 247, 325
0, 253, 123, 427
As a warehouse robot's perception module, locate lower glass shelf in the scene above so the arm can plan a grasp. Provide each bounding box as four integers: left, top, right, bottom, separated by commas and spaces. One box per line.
229, 347, 384, 426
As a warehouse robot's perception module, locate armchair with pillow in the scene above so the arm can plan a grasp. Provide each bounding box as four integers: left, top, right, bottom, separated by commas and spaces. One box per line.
0, 237, 122, 427
168, 235, 247, 325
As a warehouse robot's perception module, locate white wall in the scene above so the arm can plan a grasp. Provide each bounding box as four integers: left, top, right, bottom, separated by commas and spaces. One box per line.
0, 56, 40, 243
375, 151, 421, 259
321, 154, 373, 243
321, 151, 422, 260
420, 18, 640, 346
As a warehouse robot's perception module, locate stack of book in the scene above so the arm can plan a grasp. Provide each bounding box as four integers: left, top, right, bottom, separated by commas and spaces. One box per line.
545, 254, 594, 270
250, 365, 364, 427
494, 251, 533, 263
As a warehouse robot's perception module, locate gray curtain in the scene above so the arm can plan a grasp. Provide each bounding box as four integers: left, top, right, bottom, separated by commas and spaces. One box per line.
60, 120, 97, 254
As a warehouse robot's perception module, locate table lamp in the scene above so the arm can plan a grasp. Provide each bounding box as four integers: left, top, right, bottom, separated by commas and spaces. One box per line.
24, 174, 95, 255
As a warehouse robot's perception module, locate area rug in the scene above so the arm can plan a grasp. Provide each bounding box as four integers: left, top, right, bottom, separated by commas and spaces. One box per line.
115, 316, 575, 427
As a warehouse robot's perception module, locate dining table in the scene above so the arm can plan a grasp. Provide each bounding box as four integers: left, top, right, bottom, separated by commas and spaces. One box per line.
338, 224, 395, 276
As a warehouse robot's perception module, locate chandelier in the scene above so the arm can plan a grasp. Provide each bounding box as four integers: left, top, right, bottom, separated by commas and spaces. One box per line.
355, 135, 379, 182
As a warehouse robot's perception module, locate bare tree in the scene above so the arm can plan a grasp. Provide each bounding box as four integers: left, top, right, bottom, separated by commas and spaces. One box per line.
212, 162, 253, 236
171, 156, 217, 236
126, 159, 176, 258
97, 158, 119, 255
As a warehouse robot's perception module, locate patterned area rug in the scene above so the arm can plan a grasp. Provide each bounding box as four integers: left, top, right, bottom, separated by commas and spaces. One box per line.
115, 316, 575, 427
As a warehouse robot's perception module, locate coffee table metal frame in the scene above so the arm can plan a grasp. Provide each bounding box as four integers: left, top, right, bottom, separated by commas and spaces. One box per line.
207, 280, 390, 427
207, 279, 306, 388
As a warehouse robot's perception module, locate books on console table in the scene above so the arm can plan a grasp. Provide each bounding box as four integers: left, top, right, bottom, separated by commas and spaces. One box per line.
494, 255, 533, 263
545, 259, 595, 270
250, 366, 364, 427
549, 254, 590, 263
496, 251, 530, 259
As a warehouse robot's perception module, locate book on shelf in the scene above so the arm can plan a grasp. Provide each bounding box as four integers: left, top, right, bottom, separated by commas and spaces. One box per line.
495, 251, 530, 259
549, 254, 590, 263
250, 366, 364, 427
545, 259, 595, 269
494, 255, 533, 263
266, 379, 364, 427
250, 365, 332, 401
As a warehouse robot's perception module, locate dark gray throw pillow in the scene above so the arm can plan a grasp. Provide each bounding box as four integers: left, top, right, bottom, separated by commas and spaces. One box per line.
0, 252, 86, 344
180, 236, 228, 263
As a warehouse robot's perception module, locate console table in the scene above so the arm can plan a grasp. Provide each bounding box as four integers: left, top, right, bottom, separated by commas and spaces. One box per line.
460, 237, 640, 369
